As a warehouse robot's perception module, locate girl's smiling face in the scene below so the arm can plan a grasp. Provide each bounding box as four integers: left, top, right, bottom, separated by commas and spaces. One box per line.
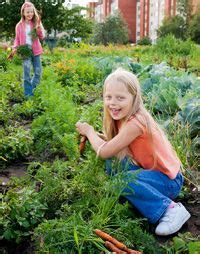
23, 7, 34, 22
104, 81, 134, 121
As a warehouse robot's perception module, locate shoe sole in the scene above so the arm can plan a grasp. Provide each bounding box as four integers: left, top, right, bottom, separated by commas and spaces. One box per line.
156, 212, 191, 236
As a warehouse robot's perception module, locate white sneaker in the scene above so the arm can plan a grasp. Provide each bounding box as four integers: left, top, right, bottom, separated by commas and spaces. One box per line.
155, 202, 191, 236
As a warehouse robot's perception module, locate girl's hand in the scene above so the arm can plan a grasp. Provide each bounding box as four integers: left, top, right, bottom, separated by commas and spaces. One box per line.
7, 49, 16, 61
75, 122, 94, 137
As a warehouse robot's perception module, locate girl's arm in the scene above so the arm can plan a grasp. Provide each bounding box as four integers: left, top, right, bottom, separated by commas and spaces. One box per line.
76, 121, 142, 159
13, 24, 20, 49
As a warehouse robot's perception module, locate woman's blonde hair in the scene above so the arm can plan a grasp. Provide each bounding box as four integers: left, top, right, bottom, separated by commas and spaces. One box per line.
20, 1, 40, 27
103, 68, 158, 163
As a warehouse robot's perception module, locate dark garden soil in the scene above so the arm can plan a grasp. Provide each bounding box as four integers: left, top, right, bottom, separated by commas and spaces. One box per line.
0, 163, 28, 185
0, 239, 35, 254
0, 164, 199, 253
179, 192, 200, 238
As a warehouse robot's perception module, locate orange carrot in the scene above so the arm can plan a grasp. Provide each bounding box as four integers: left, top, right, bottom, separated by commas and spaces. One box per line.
94, 229, 128, 251
127, 249, 141, 254
94, 229, 141, 254
104, 241, 127, 253
79, 136, 87, 154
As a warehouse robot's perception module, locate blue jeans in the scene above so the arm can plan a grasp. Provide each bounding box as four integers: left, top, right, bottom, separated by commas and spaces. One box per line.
106, 157, 184, 224
23, 55, 42, 97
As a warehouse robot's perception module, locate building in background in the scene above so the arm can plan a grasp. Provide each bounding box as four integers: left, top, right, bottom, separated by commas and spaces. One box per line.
88, 0, 137, 42
147, 0, 166, 43
87, 0, 200, 43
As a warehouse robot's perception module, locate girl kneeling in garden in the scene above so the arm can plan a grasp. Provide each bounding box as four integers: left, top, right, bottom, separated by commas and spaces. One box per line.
12, 2, 45, 97
76, 68, 191, 236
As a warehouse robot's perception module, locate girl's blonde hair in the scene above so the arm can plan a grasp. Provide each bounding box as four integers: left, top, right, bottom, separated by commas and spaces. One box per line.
103, 68, 158, 164
20, 1, 40, 27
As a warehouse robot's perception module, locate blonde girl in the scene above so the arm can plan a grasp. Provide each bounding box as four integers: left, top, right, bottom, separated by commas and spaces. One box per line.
76, 68, 190, 236
12, 1, 45, 97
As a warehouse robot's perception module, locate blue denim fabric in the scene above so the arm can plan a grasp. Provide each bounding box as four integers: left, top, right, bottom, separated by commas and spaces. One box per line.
23, 55, 42, 97
106, 157, 184, 224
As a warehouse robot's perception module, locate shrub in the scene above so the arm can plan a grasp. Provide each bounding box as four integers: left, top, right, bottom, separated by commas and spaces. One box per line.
57, 35, 71, 47
155, 34, 194, 56
157, 15, 187, 40
137, 36, 152, 45
92, 10, 129, 45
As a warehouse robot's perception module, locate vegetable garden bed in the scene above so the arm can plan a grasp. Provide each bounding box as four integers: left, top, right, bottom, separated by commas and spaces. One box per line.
0, 43, 199, 253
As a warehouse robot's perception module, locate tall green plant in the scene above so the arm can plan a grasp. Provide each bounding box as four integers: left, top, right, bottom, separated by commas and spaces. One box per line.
156, 34, 194, 56
31, 69, 78, 159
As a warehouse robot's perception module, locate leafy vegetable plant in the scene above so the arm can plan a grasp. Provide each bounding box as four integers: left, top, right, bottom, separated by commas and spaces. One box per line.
17, 45, 32, 59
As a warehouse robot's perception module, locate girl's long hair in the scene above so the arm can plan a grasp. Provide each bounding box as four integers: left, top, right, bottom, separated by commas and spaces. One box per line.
20, 1, 40, 27
103, 68, 159, 164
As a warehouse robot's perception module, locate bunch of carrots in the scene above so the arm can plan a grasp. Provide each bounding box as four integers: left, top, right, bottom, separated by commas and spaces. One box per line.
94, 229, 141, 254
7, 51, 15, 61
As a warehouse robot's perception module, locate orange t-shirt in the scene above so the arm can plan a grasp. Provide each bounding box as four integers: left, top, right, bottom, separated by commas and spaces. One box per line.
126, 115, 181, 179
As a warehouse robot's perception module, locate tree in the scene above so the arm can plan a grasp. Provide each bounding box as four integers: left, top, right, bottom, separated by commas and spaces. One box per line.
0, 1, 93, 41
157, 15, 187, 40
0, 0, 23, 38
36, 0, 66, 34
62, 6, 94, 41
188, 12, 200, 44
0, 0, 65, 37
92, 10, 129, 45
92, 22, 106, 45
177, 0, 193, 26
